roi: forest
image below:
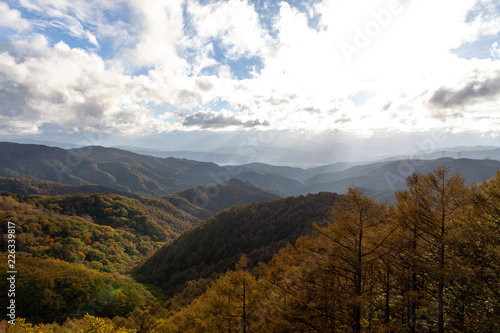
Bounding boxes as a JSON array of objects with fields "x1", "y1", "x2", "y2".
[
  {"x1": 1, "y1": 167, "x2": 500, "y2": 332},
  {"x1": 148, "y1": 167, "x2": 500, "y2": 333}
]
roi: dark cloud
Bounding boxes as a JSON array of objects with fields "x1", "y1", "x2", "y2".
[
  {"x1": 429, "y1": 74, "x2": 500, "y2": 110},
  {"x1": 381, "y1": 101, "x2": 392, "y2": 111},
  {"x1": 0, "y1": 41, "x2": 45, "y2": 62},
  {"x1": 74, "y1": 100, "x2": 104, "y2": 121},
  {"x1": 0, "y1": 81, "x2": 40, "y2": 118},
  {"x1": 196, "y1": 78, "x2": 214, "y2": 91},
  {"x1": 183, "y1": 111, "x2": 270, "y2": 129},
  {"x1": 266, "y1": 94, "x2": 297, "y2": 106},
  {"x1": 335, "y1": 114, "x2": 351, "y2": 124},
  {"x1": 299, "y1": 107, "x2": 321, "y2": 113},
  {"x1": 177, "y1": 89, "x2": 199, "y2": 101}
]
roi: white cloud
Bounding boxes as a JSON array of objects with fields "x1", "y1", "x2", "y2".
[
  {"x1": 492, "y1": 41, "x2": 500, "y2": 58},
  {"x1": 0, "y1": 1, "x2": 30, "y2": 31},
  {"x1": 1, "y1": 0, "x2": 500, "y2": 140},
  {"x1": 125, "y1": 0, "x2": 187, "y2": 69},
  {"x1": 0, "y1": 36, "x2": 161, "y2": 134},
  {"x1": 187, "y1": 0, "x2": 271, "y2": 60}
]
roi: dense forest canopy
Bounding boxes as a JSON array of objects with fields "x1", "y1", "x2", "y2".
[{"x1": 150, "y1": 167, "x2": 500, "y2": 332}]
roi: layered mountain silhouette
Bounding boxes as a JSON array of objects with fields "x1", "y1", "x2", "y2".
[{"x1": 1, "y1": 142, "x2": 500, "y2": 202}]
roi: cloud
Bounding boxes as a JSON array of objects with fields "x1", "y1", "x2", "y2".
[
  {"x1": 1, "y1": 0, "x2": 500, "y2": 140},
  {"x1": 299, "y1": 107, "x2": 322, "y2": 113},
  {"x1": 11, "y1": 0, "x2": 111, "y2": 47},
  {"x1": 187, "y1": 0, "x2": 271, "y2": 60},
  {"x1": 381, "y1": 101, "x2": 392, "y2": 111},
  {"x1": 265, "y1": 94, "x2": 297, "y2": 106},
  {"x1": 183, "y1": 110, "x2": 270, "y2": 129},
  {"x1": 0, "y1": 81, "x2": 39, "y2": 118},
  {"x1": 429, "y1": 73, "x2": 500, "y2": 109},
  {"x1": 491, "y1": 41, "x2": 500, "y2": 58},
  {"x1": 0, "y1": 1, "x2": 30, "y2": 31},
  {"x1": 0, "y1": 36, "x2": 146, "y2": 132},
  {"x1": 335, "y1": 114, "x2": 351, "y2": 124}
]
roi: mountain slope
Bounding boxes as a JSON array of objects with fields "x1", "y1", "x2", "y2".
[
  {"x1": 236, "y1": 163, "x2": 314, "y2": 182},
  {"x1": 0, "y1": 193, "x2": 162, "y2": 273},
  {"x1": 299, "y1": 158, "x2": 500, "y2": 196},
  {"x1": 0, "y1": 177, "x2": 140, "y2": 197},
  {"x1": 0, "y1": 142, "x2": 233, "y2": 196},
  {"x1": 174, "y1": 178, "x2": 281, "y2": 215},
  {"x1": 133, "y1": 192, "x2": 339, "y2": 295},
  {"x1": 0, "y1": 142, "x2": 300, "y2": 197}
]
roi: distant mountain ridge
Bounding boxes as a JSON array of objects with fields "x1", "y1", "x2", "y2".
[
  {"x1": 296, "y1": 158, "x2": 500, "y2": 197},
  {"x1": 0, "y1": 142, "x2": 292, "y2": 197},
  {"x1": 0, "y1": 177, "x2": 140, "y2": 198},
  {"x1": 174, "y1": 178, "x2": 280, "y2": 215},
  {"x1": 1, "y1": 142, "x2": 500, "y2": 202}
]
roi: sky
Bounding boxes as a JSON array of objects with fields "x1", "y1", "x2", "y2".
[{"x1": 0, "y1": 0, "x2": 500, "y2": 162}]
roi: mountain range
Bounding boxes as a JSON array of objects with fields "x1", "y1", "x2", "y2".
[{"x1": 1, "y1": 142, "x2": 500, "y2": 203}]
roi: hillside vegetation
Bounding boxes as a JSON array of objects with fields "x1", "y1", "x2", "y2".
[
  {"x1": 173, "y1": 178, "x2": 280, "y2": 215},
  {"x1": 0, "y1": 177, "x2": 140, "y2": 197},
  {"x1": 134, "y1": 192, "x2": 339, "y2": 296},
  {"x1": 150, "y1": 168, "x2": 500, "y2": 333}
]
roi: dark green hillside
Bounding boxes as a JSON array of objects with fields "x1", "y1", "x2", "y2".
[
  {"x1": 0, "y1": 177, "x2": 140, "y2": 197},
  {"x1": 237, "y1": 163, "x2": 314, "y2": 182},
  {"x1": 0, "y1": 142, "x2": 226, "y2": 196},
  {"x1": 133, "y1": 192, "x2": 339, "y2": 295},
  {"x1": 174, "y1": 178, "x2": 280, "y2": 215},
  {"x1": 232, "y1": 170, "x2": 303, "y2": 196}
]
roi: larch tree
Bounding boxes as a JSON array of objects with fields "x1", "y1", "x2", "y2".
[
  {"x1": 396, "y1": 167, "x2": 469, "y2": 333},
  {"x1": 315, "y1": 187, "x2": 393, "y2": 333}
]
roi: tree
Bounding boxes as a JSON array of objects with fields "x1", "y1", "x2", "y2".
[
  {"x1": 157, "y1": 256, "x2": 267, "y2": 332},
  {"x1": 452, "y1": 171, "x2": 500, "y2": 331},
  {"x1": 395, "y1": 167, "x2": 469, "y2": 333},
  {"x1": 316, "y1": 187, "x2": 393, "y2": 332},
  {"x1": 261, "y1": 188, "x2": 395, "y2": 332},
  {"x1": 394, "y1": 173, "x2": 431, "y2": 332}
]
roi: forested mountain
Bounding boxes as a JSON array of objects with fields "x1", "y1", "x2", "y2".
[
  {"x1": 2, "y1": 142, "x2": 500, "y2": 200},
  {"x1": 0, "y1": 257, "x2": 156, "y2": 324},
  {"x1": 150, "y1": 168, "x2": 500, "y2": 333},
  {"x1": 0, "y1": 142, "x2": 224, "y2": 196},
  {"x1": 133, "y1": 192, "x2": 339, "y2": 296},
  {"x1": 0, "y1": 177, "x2": 140, "y2": 197},
  {"x1": 2, "y1": 168, "x2": 500, "y2": 332},
  {"x1": 0, "y1": 142, "x2": 301, "y2": 197},
  {"x1": 296, "y1": 157, "x2": 500, "y2": 197},
  {"x1": 2, "y1": 142, "x2": 500, "y2": 332},
  {"x1": 0, "y1": 193, "x2": 159, "y2": 325},
  {"x1": 173, "y1": 178, "x2": 280, "y2": 215}
]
